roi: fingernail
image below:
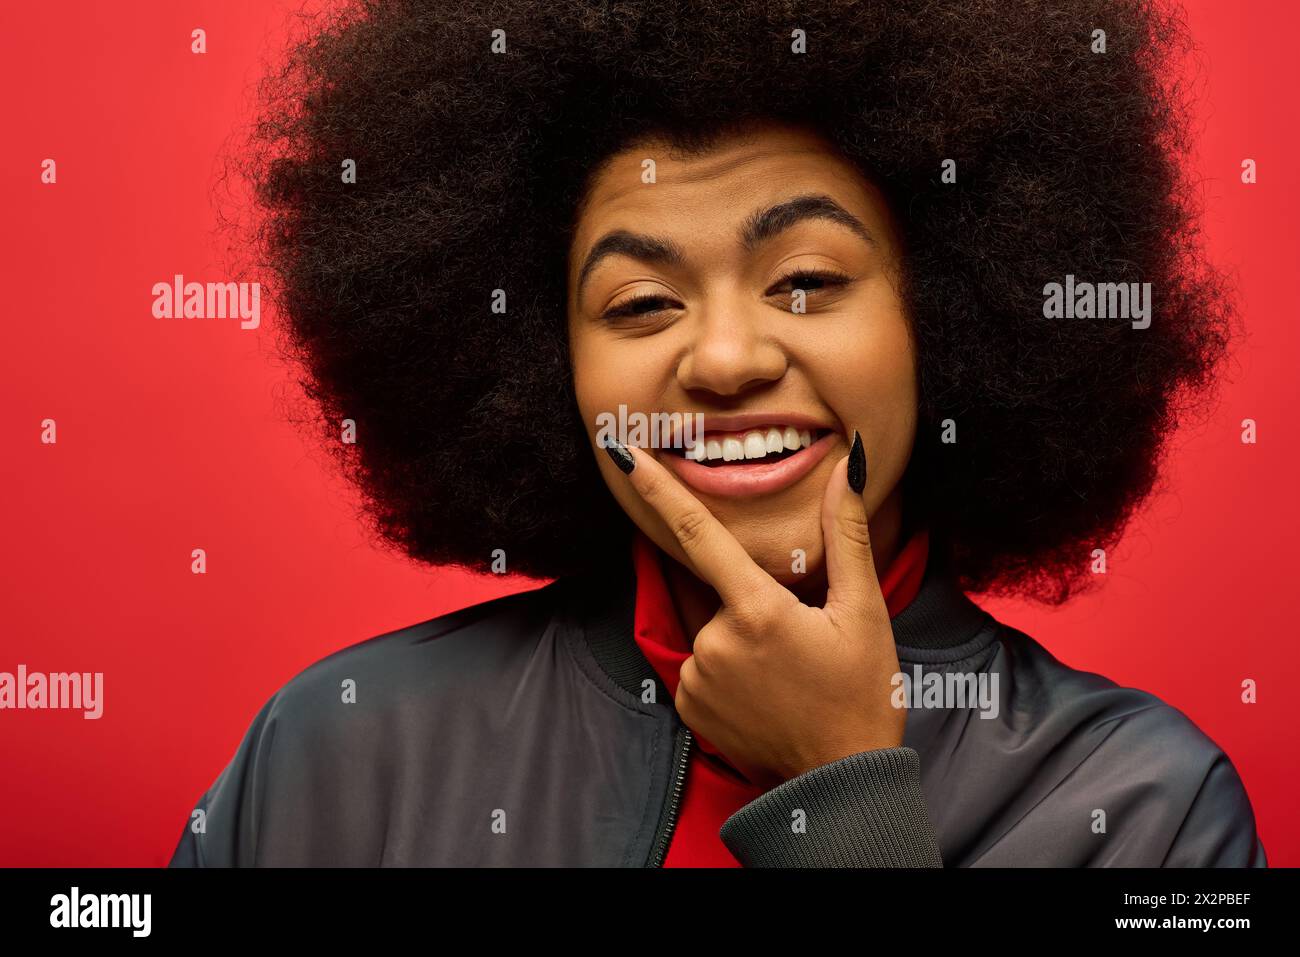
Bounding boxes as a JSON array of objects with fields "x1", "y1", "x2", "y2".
[
  {"x1": 847, "y1": 429, "x2": 867, "y2": 493},
  {"x1": 603, "y1": 436, "x2": 636, "y2": 475}
]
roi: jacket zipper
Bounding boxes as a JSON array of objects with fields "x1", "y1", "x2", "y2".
[{"x1": 647, "y1": 723, "x2": 692, "y2": 867}]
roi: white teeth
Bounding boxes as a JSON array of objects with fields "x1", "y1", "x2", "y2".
[{"x1": 684, "y1": 426, "x2": 822, "y2": 463}]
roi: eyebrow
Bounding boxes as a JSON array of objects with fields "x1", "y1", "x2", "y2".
[{"x1": 575, "y1": 193, "x2": 875, "y2": 305}]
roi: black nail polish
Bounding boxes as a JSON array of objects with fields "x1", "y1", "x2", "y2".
[
  {"x1": 603, "y1": 436, "x2": 635, "y2": 474},
  {"x1": 847, "y1": 429, "x2": 867, "y2": 493}
]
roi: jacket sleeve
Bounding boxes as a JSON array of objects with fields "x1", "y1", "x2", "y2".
[
  {"x1": 718, "y1": 746, "x2": 943, "y2": 867},
  {"x1": 1160, "y1": 751, "x2": 1267, "y2": 867},
  {"x1": 167, "y1": 692, "x2": 282, "y2": 868}
]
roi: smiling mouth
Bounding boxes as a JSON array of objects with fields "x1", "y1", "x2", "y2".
[
  {"x1": 659, "y1": 423, "x2": 839, "y2": 497},
  {"x1": 664, "y1": 426, "x2": 834, "y2": 467}
]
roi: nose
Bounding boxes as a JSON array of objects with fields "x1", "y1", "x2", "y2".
[{"x1": 675, "y1": 295, "x2": 788, "y2": 397}]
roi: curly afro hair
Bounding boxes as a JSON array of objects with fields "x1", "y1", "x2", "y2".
[{"x1": 246, "y1": 0, "x2": 1233, "y2": 602}]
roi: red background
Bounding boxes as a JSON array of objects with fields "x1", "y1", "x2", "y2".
[{"x1": 1, "y1": 0, "x2": 1296, "y2": 866}]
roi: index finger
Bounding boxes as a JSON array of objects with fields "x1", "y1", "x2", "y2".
[{"x1": 603, "y1": 437, "x2": 777, "y2": 608}]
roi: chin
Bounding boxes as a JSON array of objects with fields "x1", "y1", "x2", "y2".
[{"x1": 731, "y1": 534, "x2": 826, "y2": 587}]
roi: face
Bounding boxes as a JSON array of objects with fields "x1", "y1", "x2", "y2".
[{"x1": 566, "y1": 120, "x2": 917, "y2": 598}]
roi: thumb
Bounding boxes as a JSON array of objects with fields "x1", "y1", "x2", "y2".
[{"x1": 821, "y1": 430, "x2": 886, "y2": 624}]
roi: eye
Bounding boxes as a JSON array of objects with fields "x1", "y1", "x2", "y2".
[
  {"x1": 766, "y1": 268, "x2": 852, "y2": 298},
  {"x1": 601, "y1": 293, "x2": 681, "y2": 322}
]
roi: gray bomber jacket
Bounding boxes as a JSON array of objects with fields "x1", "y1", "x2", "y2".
[{"x1": 168, "y1": 554, "x2": 1267, "y2": 867}]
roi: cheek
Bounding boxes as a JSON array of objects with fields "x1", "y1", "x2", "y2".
[
  {"x1": 812, "y1": 308, "x2": 915, "y2": 415},
  {"x1": 571, "y1": 332, "x2": 633, "y2": 450},
  {"x1": 570, "y1": 321, "x2": 690, "y2": 439},
  {"x1": 860, "y1": 331, "x2": 918, "y2": 493},
  {"x1": 567, "y1": 325, "x2": 669, "y2": 523},
  {"x1": 567, "y1": 325, "x2": 603, "y2": 425},
  {"x1": 805, "y1": 303, "x2": 918, "y2": 481}
]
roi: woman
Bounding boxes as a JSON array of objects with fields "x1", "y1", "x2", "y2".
[{"x1": 169, "y1": 0, "x2": 1265, "y2": 866}]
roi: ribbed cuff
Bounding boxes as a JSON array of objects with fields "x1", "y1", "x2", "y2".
[{"x1": 719, "y1": 746, "x2": 943, "y2": 867}]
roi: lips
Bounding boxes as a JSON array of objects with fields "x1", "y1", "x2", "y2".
[{"x1": 660, "y1": 414, "x2": 839, "y2": 497}]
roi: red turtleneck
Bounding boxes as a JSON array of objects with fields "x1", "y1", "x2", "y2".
[{"x1": 630, "y1": 527, "x2": 930, "y2": 867}]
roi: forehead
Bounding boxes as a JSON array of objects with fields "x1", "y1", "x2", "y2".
[{"x1": 569, "y1": 123, "x2": 891, "y2": 257}]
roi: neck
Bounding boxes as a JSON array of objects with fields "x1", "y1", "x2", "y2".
[{"x1": 661, "y1": 485, "x2": 906, "y2": 650}]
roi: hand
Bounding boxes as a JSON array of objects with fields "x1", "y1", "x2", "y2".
[{"x1": 606, "y1": 433, "x2": 906, "y2": 791}]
